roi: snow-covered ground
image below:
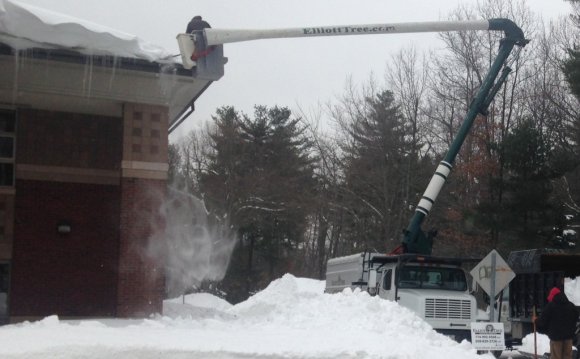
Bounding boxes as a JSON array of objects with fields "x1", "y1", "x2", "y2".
[
  {"x1": 0, "y1": 275, "x2": 577, "y2": 358},
  {"x1": 0, "y1": 274, "x2": 491, "y2": 359}
]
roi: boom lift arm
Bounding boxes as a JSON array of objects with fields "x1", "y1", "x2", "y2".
[{"x1": 177, "y1": 18, "x2": 528, "y2": 255}]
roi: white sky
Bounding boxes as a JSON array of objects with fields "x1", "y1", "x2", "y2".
[
  {"x1": 4, "y1": 274, "x2": 578, "y2": 358},
  {"x1": 10, "y1": 0, "x2": 574, "y2": 140}
]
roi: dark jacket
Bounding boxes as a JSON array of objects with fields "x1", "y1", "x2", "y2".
[
  {"x1": 186, "y1": 17, "x2": 211, "y2": 33},
  {"x1": 536, "y1": 292, "x2": 579, "y2": 341}
]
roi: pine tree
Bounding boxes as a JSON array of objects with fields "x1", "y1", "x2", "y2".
[
  {"x1": 201, "y1": 105, "x2": 316, "y2": 302},
  {"x1": 563, "y1": 0, "x2": 580, "y2": 99},
  {"x1": 500, "y1": 120, "x2": 551, "y2": 232},
  {"x1": 341, "y1": 90, "x2": 417, "y2": 252}
]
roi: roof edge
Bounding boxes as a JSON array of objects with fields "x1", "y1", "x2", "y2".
[{"x1": 0, "y1": 43, "x2": 192, "y2": 76}]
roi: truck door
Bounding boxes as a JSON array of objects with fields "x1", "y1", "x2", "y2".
[{"x1": 378, "y1": 267, "x2": 396, "y2": 301}]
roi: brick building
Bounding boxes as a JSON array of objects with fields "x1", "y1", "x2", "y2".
[{"x1": 0, "y1": 25, "x2": 212, "y2": 322}]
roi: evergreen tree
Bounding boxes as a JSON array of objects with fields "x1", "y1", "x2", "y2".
[
  {"x1": 341, "y1": 90, "x2": 417, "y2": 252},
  {"x1": 564, "y1": 49, "x2": 580, "y2": 99},
  {"x1": 564, "y1": 0, "x2": 580, "y2": 98},
  {"x1": 168, "y1": 143, "x2": 182, "y2": 185},
  {"x1": 201, "y1": 106, "x2": 246, "y2": 222},
  {"x1": 201, "y1": 105, "x2": 316, "y2": 302},
  {"x1": 501, "y1": 120, "x2": 551, "y2": 232}
]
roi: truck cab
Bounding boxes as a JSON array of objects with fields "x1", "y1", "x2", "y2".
[{"x1": 325, "y1": 252, "x2": 478, "y2": 342}]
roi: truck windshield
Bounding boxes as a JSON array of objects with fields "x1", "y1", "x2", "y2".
[{"x1": 398, "y1": 266, "x2": 467, "y2": 291}]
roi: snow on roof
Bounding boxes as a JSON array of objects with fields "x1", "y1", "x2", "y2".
[{"x1": 0, "y1": 0, "x2": 174, "y2": 62}]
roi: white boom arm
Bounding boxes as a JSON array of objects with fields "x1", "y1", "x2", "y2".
[{"x1": 203, "y1": 20, "x2": 490, "y2": 46}]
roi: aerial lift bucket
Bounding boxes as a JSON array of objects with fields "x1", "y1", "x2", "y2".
[{"x1": 176, "y1": 33, "x2": 196, "y2": 70}]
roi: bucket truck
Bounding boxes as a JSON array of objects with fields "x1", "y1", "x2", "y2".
[{"x1": 177, "y1": 17, "x2": 528, "y2": 346}]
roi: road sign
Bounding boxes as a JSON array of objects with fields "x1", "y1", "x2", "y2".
[
  {"x1": 470, "y1": 249, "x2": 515, "y2": 297},
  {"x1": 471, "y1": 322, "x2": 505, "y2": 351}
]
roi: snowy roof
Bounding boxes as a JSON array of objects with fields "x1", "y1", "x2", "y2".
[
  {"x1": 0, "y1": 0, "x2": 210, "y2": 127},
  {"x1": 0, "y1": 0, "x2": 174, "y2": 62}
]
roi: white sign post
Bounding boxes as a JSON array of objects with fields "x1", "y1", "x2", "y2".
[
  {"x1": 471, "y1": 322, "x2": 506, "y2": 351},
  {"x1": 470, "y1": 250, "x2": 515, "y2": 312},
  {"x1": 470, "y1": 249, "x2": 515, "y2": 297}
]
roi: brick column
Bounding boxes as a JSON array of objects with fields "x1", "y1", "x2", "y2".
[{"x1": 117, "y1": 104, "x2": 168, "y2": 317}]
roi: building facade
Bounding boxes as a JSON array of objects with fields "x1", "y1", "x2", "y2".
[{"x1": 0, "y1": 44, "x2": 210, "y2": 322}]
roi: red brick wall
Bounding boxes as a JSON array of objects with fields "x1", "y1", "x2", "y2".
[
  {"x1": 10, "y1": 108, "x2": 123, "y2": 318},
  {"x1": 17, "y1": 109, "x2": 122, "y2": 169},
  {"x1": 10, "y1": 180, "x2": 120, "y2": 317},
  {"x1": 117, "y1": 177, "x2": 165, "y2": 317},
  {"x1": 11, "y1": 107, "x2": 167, "y2": 320}
]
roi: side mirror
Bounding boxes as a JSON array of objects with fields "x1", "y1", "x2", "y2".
[{"x1": 471, "y1": 279, "x2": 478, "y2": 294}]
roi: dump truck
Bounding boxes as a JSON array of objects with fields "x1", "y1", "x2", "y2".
[
  {"x1": 325, "y1": 251, "x2": 480, "y2": 342},
  {"x1": 505, "y1": 249, "x2": 580, "y2": 353}
]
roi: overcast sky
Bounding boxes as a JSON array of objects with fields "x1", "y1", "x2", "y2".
[{"x1": 14, "y1": 0, "x2": 574, "y2": 139}]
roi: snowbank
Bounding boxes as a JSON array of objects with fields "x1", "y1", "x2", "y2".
[
  {"x1": 565, "y1": 277, "x2": 580, "y2": 305},
  {"x1": 166, "y1": 292, "x2": 232, "y2": 312},
  {"x1": 163, "y1": 292, "x2": 234, "y2": 320},
  {"x1": 0, "y1": 0, "x2": 174, "y2": 61},
  {"x1": 0, "y1": 274, "x2": 494, "y2": 358},
  {"x1": 519, "y1": 333, "x2": 551, "y2": 356}
]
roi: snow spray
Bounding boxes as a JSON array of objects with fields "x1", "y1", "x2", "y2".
[{"x1": 148, "y1": 183, "x2": 237, "y2": 298}]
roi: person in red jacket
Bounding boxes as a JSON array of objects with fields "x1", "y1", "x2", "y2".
[{"x1": 536, "y1": 287, "x2": 579, "y2": 359}]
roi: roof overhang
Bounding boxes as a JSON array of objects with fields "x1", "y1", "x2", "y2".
[{"x1": 0, "y1": 44, "x2": 211, "y2": 127}]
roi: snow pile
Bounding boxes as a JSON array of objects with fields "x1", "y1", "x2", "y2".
[
  {"x1": 0, "y1": 0, "x2": 174, "y2": 61},
  {"x1": 163, "y1": 292, "x2": 233, "y2": 320},
  {"x1": 565, "y1": 277, "x2": 580, "y2": 305},
  {"x1": 166, "y1": 292, "x2": 232, "y2": 311},
  {"x1": 0, "y1": 274, "x2": 494, "y2": 358},
  {"x1": 227, "y1": 274, "x2": 483, "y2": 358},
  {"x1": 519, "y1": 333, "x2": 551, "y2": 356}
]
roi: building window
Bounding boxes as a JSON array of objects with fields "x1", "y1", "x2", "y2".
[{"x1": 0, "y1": 110, "x2": 15, "y2": 187}]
